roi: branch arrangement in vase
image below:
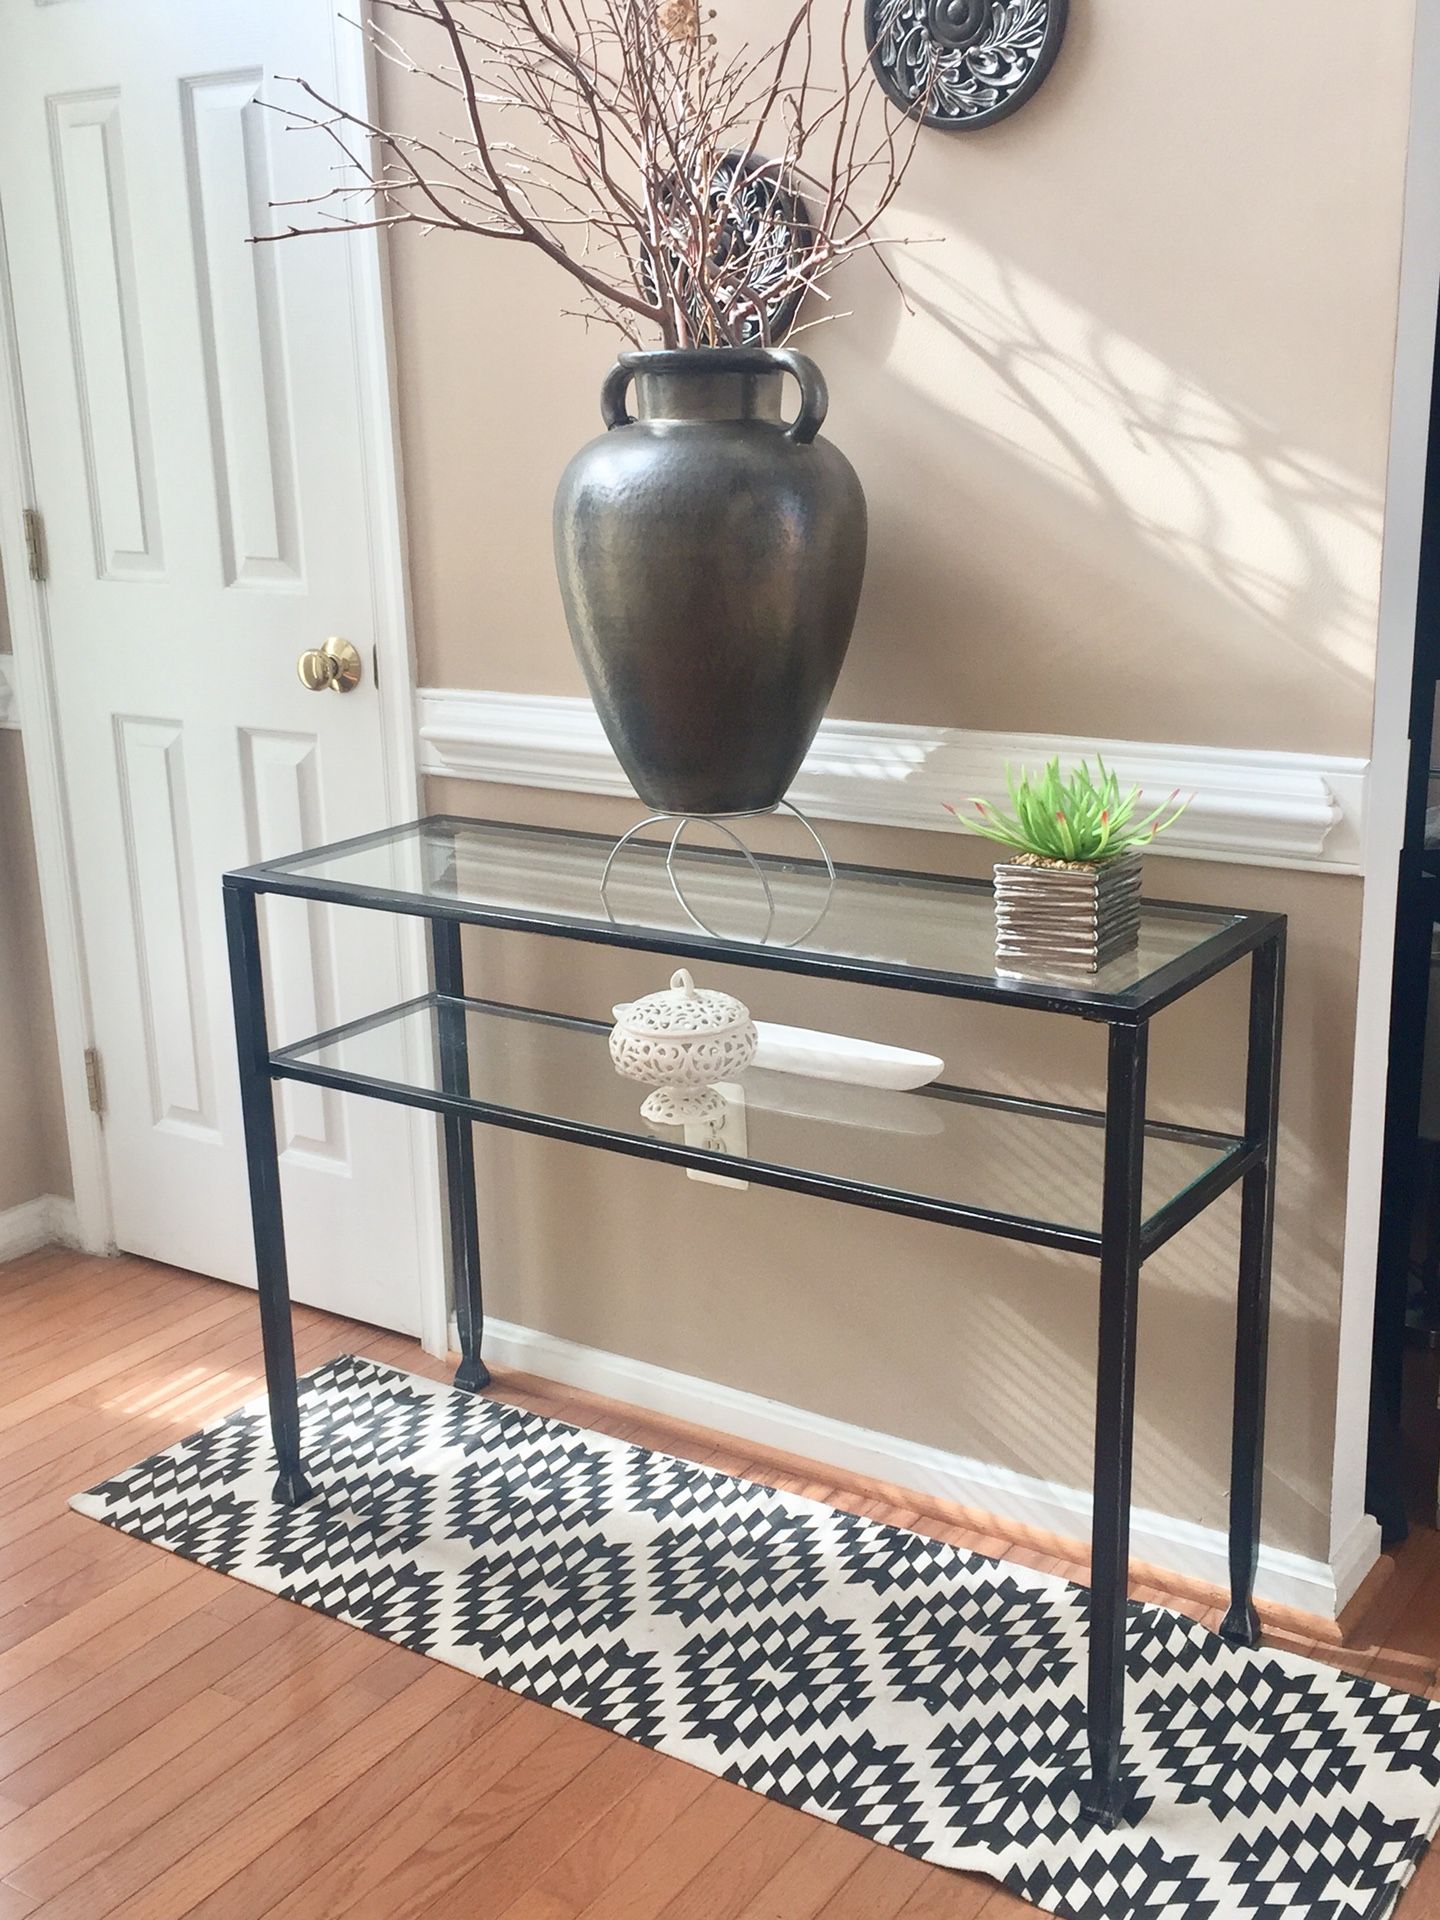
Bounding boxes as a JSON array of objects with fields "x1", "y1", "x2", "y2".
[
  {"x1": 257, "y1": 0, "x2": 927, "y2": 349},
  {"x1": 949, "y1": 758, "x2": 1191, "y2": 868},
  {"x1": 258, "y1": 1, "x2": 932, "y2": 834}
]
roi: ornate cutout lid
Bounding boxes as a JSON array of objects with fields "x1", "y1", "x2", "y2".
[{"x1": 612, "y1": 969, "x2": 752, "y2": 1038}]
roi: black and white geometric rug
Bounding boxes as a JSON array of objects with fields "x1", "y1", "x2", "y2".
[{"x1": 72, "y1": 1356, "x2": 1440, "y2": 1920}]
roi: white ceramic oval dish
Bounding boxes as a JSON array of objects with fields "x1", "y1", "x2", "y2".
[{"x1": 749, "y1": 1022, "x2": 943, "y2": 1090}]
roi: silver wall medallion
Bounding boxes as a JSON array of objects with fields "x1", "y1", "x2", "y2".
[{"x1": 865, "y1": 0, "x2": 1068, "y2": 131}]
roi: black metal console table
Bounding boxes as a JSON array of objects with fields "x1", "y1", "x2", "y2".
[{"x1": 222, "y1": 815, "x2": 1285, "y2": 1832}]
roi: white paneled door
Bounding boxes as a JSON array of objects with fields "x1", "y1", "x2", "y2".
[{"x1": 0, "y1": 1, "x2": 432, "y2": 1332}]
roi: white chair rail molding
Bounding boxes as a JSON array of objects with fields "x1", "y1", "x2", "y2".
[{"x1": 416, "y1": 687, "x2": 1370, "y2": 874}]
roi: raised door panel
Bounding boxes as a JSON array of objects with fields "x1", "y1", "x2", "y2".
[
  {"x1": 240, "y1": 726, "x2": 347, "y2": 1166},
  {"x1": 113, "y1": 715, "x2": 217, "y2": 1138},
  {"x1": 47, "y1": 90, "x2": 163, "y2": 578},
  {"x1": 182, "y1": 72, "x2": 303, "y2": 591}
]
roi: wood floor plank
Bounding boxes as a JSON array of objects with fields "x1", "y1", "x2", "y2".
[
  {"x1": 493, "y1": 1743, "x2": 714, "y2": 1920},
  {"x1": 565, "y1": 1778, "x2": 764, "y2": 1920},
  {"x1": 0, "y1": 1558, "x2": 202, "y2": 1719},
  {"x1": 0, "y1": 1257, "x2": 100, "y2": 1313},
  {"x1": 893, "y1": 1866, "x2": 996, "y2": 1917},
  {"x1": 729, "y1": 1823, "x2": 880, "y2": 1920},
  {"x1": 413, "y1": 1732, "x2": 661, "y2": 1920},
  {"x1": 0, "y1": 1542, "x2": 153, "y2": 1628},
  {"x1": 0, "y1": 1587, "x2": 351, "y2": 1803},
  {"x1": 0, "y1": 1605, "x2": 244, "y2": 1799},
  {"x1": 0, "y1": 1515, "x2": 147, "y2": 1590},
  {"x1": 181, "y1": 1674, "x2": 516, "y2": 1920},
  {"x1": 0, "y1": 1613, "x2": 66, "y2": 1663},
  {"x1": 262, "y1": 1692, "x2": 559, "y2": 1920},
  {"x1": 0, "y1": 1689, "x2": 238, "y2": 1875},
  {"x1": 10, "y1": 1631, "x2": 394, "y2": 1908},
  {"x1": 94, "y1": 1664, "x2": 472, "y2": 1920},
  {"x1": 0, "y1": 1268, "x2": 200, "y2": 1363},
  {"x1": 0, "y1": 1516, "x2": 103, "y2": 1581},
  {"x1": 206, "y1": 1606, "x2": 355, "y2": 1706},
  {"x1": 2, "y1": 1255, "x2": 245, "y2": 1357},
  {"x1": 1, "y1": 1603, "x2": 380, "y2": 1835},
  {"x1": 653, "y1": 1797, "x2": 813, "y2": 1920},
  {"x1": 0, "y1": 1296, "x2": 253, "y2": 1424},
  {"x1": 0, "y1": 1311, "x2": 367, "y2": 1521},
  {"x1": 340, "y1": 1713, "x2": 619, "y2": 1920},
  {"x1": 0, "y1": 1552, "x2": 91, "y2": 1619},
  {"x1": 810, "y1": 1843, "x2": 933, "y2": 1918}
]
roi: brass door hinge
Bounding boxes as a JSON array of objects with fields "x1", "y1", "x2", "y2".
[
  {"x1": 84, "y1": 1045, "x2": 105, "y2": 1117},
  {"x1": 22, "y1": 507, "x2": 46, "y2": 583}
]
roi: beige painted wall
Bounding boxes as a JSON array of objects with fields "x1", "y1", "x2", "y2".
[
  {"x1": 385, "y1": 0, "x2": 1412, "y2": 756},
  {"x1": 377, "y1": 0, "x2": 1416, "y2": 1563}
]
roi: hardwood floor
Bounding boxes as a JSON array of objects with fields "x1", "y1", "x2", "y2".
[{"x1": 3, "y1": 1249, "x2": 1440, "y2": 1919}]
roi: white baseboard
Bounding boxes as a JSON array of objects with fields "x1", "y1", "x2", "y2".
[
  {"x1": 477, "y1": 1315, "x2": 1369, "y2": 1621},
  {"x1": 418, "y1": 687, "x2": 1370, "y2": 874},
  {"x1": 0, "y1": 1193, "x2": 78, "y2": 1262},
  {"x1": 1329, "y1": 1511, "x2": 1385, "y2": 1617}
]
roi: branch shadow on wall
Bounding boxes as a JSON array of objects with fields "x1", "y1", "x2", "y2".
[{"x1": 820, "y1": 240, "x2": 1379, "y2": 750}]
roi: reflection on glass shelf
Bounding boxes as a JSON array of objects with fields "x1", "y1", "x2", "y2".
[
  {"x1": 251, "y1": 816, "x2": 1246, "y2": 1002},
  {"x1": 272, "y1": 994, "x2": 1246, "y2": 1244}
]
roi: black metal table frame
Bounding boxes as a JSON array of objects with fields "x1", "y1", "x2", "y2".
[{"x1": 222, "y1": 817, "x2": 1286, "y2": 1834}]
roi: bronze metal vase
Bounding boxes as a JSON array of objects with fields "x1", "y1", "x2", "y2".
[{"x1": 553, "y1": 347, "x2": 868, "y2": 817}]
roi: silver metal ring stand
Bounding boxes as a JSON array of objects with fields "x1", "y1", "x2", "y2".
[{"x1": 599, "y1": 800, "x2": 837, "y2": 946}]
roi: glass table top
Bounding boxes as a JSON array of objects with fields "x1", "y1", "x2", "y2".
[
  {"x1": 272, "y1": 994, "x2": 1248, "y2": 1249},
  {"x1": 236, "y1": 815, "x2": 1272, "y2": 1012}
]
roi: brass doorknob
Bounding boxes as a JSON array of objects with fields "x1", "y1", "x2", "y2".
[{"x1": 297, "y1": 637, "x2": 362, "y2": 693}]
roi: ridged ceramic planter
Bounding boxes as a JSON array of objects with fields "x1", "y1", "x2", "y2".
[
  {"x1": 993, "y1": 851, "x2": 1143, "y2": 977},
  {"x1": 553, "y1": 347, "x2": 867, "y2": 817}
]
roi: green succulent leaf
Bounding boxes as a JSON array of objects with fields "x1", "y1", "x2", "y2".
[{"x1": 951, "y1": 757, "x2": 1190, "y2": 863}]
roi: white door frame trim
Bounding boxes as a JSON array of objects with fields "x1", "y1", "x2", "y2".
[
  {"x1": 1327, "y1": 0, "x2": 1440, "y2": 1588},
  {"x1": 333, "y1": 17, "x2": 446, "y2": 1354},
  {"x1": 0, "y1": 9, "x2": 447, "y2": 1351}
]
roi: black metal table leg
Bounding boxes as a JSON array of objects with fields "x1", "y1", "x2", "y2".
[
  {"x1": 431, "y1": 918, "x2": 490, "y2": 1394},
  {"x1": 223, "y1": 882, "x2": 313, "y2": 1508},
  {"x1": 1220, "y1": 929, "x2": 1286, "y2": 1648},
  {"x1": 1081, "y1": 1019, "x2": 1148, "y2": 1829}
]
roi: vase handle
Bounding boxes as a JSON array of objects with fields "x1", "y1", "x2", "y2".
[
  {"x1": 602, "y1": 351, "x2": 827, "y2": 439},
  {"x1": 600, "y1": 362, "x2": 634, "y2": 430},
  {"x1": 773, "y1": 350, "x2": 828, "y2": 444}
]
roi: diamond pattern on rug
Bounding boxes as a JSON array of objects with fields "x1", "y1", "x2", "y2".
[
  {"x1": 878, "y1": 1578, "x2": 1075, "y2": 1713},
  {"x1": 651, "y1": 1510, "x2": 826, "y2": 1624},
  {"x1": 70, "y1": 1356, "x2": 1440, "y2": 1920},
  {"x1": 676, "y1": 1609, "x2": 872, "y2": 1748},
  {"x1": 1137, "y1": 1665, "x2": 1366, "y2": 1820}
]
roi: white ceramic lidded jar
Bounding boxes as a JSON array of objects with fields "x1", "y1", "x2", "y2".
[{"x1": 610, "y1": 969, "x2": 758, "y2": 1124}]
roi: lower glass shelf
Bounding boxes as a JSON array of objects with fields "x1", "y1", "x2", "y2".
[{"x1": 270, "y1": 994, "x2": 1255, "y2": 1255}]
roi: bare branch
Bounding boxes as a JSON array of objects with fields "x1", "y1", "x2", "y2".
[{"x1": 258, "y1": 0, "x2": 927, "y2": 349}]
